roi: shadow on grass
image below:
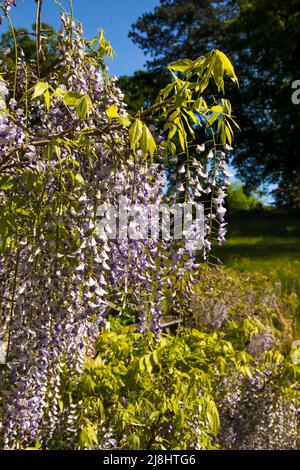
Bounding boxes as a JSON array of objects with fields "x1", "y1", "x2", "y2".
[
  {"x1": 226, "y1": 209, "x2": 300, "y2": 239},
  {"x1": 215, "y1": 241, "x2": 300, "y2": 261}
]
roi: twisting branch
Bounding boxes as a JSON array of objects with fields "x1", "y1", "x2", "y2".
[
  {"x1": 35, "y1": 0, "x2": 43, "y2": 78},
  {"x1": 139, "y1": 100, "x2": 169, "y2": 118},
  {"x1": 69, "y1": 0, "x2": 74, "y2": 20},
  {"x1": 0, "y1": 122, "x2": 123, "y2": 173},
  {"x1": 5, "y1": 14, "x2": 18, "y2": 99}
]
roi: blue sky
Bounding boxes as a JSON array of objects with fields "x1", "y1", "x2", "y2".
[{"x1": 2, "y1": 0, "x2": 160, "y2": 76}]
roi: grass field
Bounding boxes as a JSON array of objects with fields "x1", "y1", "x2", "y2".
[{"x1": 214, "y1": 209, "x2": 300, "y2": 324}]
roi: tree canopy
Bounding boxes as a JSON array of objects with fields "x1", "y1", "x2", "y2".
[{"x1": 127, "y1": 0, "x2": 300, "y2": 206}]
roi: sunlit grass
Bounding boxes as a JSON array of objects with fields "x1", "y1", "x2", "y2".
[{"x1": 213, "y1": 210, "x2": 300, "y2": 326}]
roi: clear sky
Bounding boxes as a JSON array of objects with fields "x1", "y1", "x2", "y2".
[{"x1": 1, "y1": 0, "x2": 160, "y2": 76}]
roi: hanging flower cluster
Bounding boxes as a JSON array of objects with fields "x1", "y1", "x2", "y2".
[
  {"x1": 0, "y1": 3, "x2": 239, "y2": 448},
  {"x1": 0, "y1": 1, "x2": 16, "y2": 26},
  {"x1": 169, "y1": 144, "x2": 231, "y2": 259},
  {"x1": 217, "y1": 366, "x2": 299, "y2": 449}
]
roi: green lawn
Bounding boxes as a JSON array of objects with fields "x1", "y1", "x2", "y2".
[{"x1": 214, "y1": 209, "x2": 300, "y2": 321}]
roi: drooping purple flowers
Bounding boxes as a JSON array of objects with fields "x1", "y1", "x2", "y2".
[{"x1": 0, "y1": 1, "x2": 17, "y2": 25}]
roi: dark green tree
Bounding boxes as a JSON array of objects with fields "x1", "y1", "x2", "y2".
[
  {"x1": 129, "y1": 0, "x2": 229, "y2": 69},
  {"x1": 118, "y1": 70, "x2": 169, "y2": 115},
  {"x1": 126, "y1": 0, "x2": 300, "y2": 206},
  {"x1": 224, "y1": 0, "x2": 300, "y2": 207},
  {"x1": 0, "y1": 23, "x2": 57, "y2": 86}
]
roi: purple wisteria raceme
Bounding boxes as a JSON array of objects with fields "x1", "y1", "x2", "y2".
[{"x1": 0, "y1": 1, "x2": 17, "y2": 25}]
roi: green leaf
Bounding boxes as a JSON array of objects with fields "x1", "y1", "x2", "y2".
[
  {"x1": 140, "y1": 124, "x2": 157, "y2": 159},
  {"x1": 168, "y1": 59, "x2": 194, "y2": 72},
  {"x1": 88, "y1": 37, "x2": 97, "y2": 47},
  {"x1": 81, "y1": 374, "x2": 97, "y2": 392},
  {"x1": 159, "y1": 82, "x2": 176, "y2": 99},
  {"x1": 151, "y1": 350, "x2": 160, "y2": 367},
  {"x1": 147, "y1": 128, "x2": 157, "y2": 159},
  {"x1": 144, "y1": 354, "x2": 153, "y2": 374},
  {"x1": 15, "y1": 208, "x2": 30, "y2": 216},
  {"x1": 206, "y1": 106, "x2": 222, "y2": 127},
  {"x1": 76, "y1": 97, "x2": 88, "y2": 120},
  {"x1": 210, "y1": 105, "x2": 223, "y2": 113},
  {"x1": 53, "y1": 145, "x2": 61, "y2": 159},
  {"x1": 139, "y1": 356, "x2": 145, "y2": 373},
  {"x1": 95, "y1": 398, "x2": 105, "y2": 419},
  {"x1": 44, "y1": 90, "x2": 51, "y2": 111},
  {"x1": 140, "y1": 125, "x2": 148, "y2": 156},
  {"x1": 106, "y1": 104, "x2": 119, "y2": 118},
  {"x1": 167, "y1": 141, "x2": 177, "y2": 155},
  {"x1": 76, "y1": 95, "x2": 94, "y2": 120},
  {"x1": 228, "y1": 115, "x2": 241, "y2": 131},
  {"x1": 58, "y1": 398, "x2": 64, "y2": 413},
  {"x1": 163, "y1": 122, "x2": 177, "y2": 140},
  {"x1": 225, "y1": 123, "x2": 233, "y2": 145},
  {"x1": 98, "y1": 29, "x2": 114, "y2": 57},
  {"x1": 63, "y1": 91, "x2": 83, "y2": 107},
  {"x1": 184, "y1": 109, "x2": 199, "y2": 125},
  {"x1": 168, "y1": 109, "x2": 180, "y2": 122},
  {"x1": 215, "y1": 50, "x2": 239, "y2": 85},
  {"x1": 181, "y1": 112, "x2": 195, "y2": 138},
  {"x1": 127, "y1": 434, "x2": 141, "y2": 450},
  {"x1": 75, "y1": 173, "x2": 84, "y2": 185},
  {"x1": 78, "y1": 423, "x2": 98, "y2": 449},
  {"x1": 32, "y1": 82, "x2": 49, "y2": 100},
  {"x1": 26, "y1": 440, "x2": 42, "y2": 451},
  {"x1": 240, "y1": 365, "x2": 252, "y2": 378},
  {"x1": 220, "y1": 98, "x2": 232, "y2": 115},
  {"x1": 118, "y1": 116, "x2": 131, "y2": 127},
  {"x1": 174, "y1": 87, "x2": 189, "y2": 107},
  {"x1": 129, "y1": 119, "x2": 143, "y2": 150},
  {"x1": 0, "y1": 175, "x2": 14, "y2": 191},
  {"x1": 53, "y1": 87, "x2": 65, "y2": 99},
  {"x1": 160, "y1": 140, "x2": 176, "y2": 155},
  {"x1": 195, "y1": 97, "x2": 208, "y2": 111},
  {"x1": 213, "y1": 56, "x2": 225, "y2": 93},
  {"x1": 198, "y1": 53, "x2": 216, "y2": 93},
  {"x1": 178, "y1": 129, "x2": 186, "y2": 151},
  {"x1": 174, "y1": 118, "x2": 187, "y2": 151}
]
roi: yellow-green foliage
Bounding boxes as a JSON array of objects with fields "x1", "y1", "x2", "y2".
[
  {"x1": 227, "y1": 183, "x2": 262, "y2": 211},
  {"x1": 52, "y1": 327, "x2": 300, "y2": 450}
]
